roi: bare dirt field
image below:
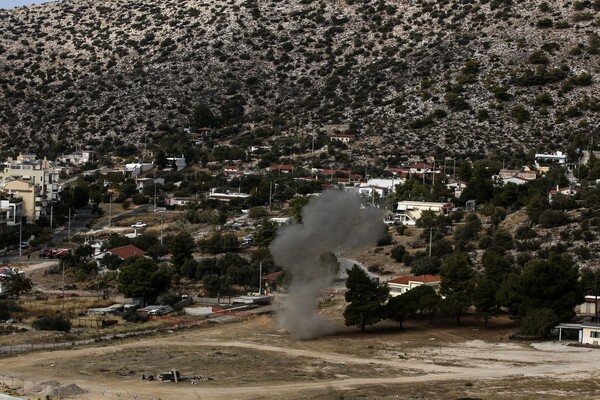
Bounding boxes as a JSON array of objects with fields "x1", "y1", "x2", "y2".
[{"x1": 2, "y1": 303, "x2": 600, "y2": 400}]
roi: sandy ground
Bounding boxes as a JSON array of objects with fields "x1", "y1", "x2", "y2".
[{"x1": 2, "y1": 313, "x2": 600, "y2": 400}]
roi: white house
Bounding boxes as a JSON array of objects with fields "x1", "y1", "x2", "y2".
[
  {"x1": 330, "y1": 134, "x2": 355, "y2": 143},
  {"x1": 396, "y1": 201, "x2": 453, "y2": 226},
  {"x1": 124, "y1": 163, "x2": 154, "y2": 178},
  {"x1": 535, "y1": 151, "x2": 567, "y2": 172},
  {"x1": 387, "y1": 275, "x2": 441, "y2": 297},
  {"x1": 208, "y1": 189, "x2": 251, "y2": 202},
  {"x1": 548, "y1": 186, "x2": 578, "y2": 204},
  {"x1": 357, "y1": 185, "x2": 388, "y2": 198}
]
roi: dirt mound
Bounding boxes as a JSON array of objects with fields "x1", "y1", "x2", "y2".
[
  {"x1": 24, "y1": 380, "x2": 86, "y2": 398},
  {"x1": 247, "y1": 314, "x2": 276, "y2": 330}
]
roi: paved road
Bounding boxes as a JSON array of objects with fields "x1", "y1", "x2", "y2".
[{"x1": 0, "y1": 203, "x2": 95, "y2": 264}]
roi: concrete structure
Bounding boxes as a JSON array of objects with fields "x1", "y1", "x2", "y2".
[
  {"x1": 396, "y1": 201, "x2": 453, "y2": 226},
  {"x1": 387, "y1": 275, "x2": 441, "y2": 297}
]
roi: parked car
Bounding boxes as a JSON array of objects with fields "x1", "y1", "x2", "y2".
[
  {"x1": 131, "y1": 221, "x2": 148, "y2": 228},
  {"x1": 20, "y1": 241, "x2": 30, "y2": 249},
  {"x1": 53, "y1": 249, "x2": 71, "y2": 258},
  {"x1": 39, "y1": 248, "x2": 54, "y2": 258},
  {"x1": 147, "y1": 305, "x2": 174, "y2": 316}
]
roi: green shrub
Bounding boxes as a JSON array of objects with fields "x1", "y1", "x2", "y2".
[
  {"x1": 536, "y1": 18, "x2": 553, "y2": 28},
  {"x1": 511, "y1": 105, "x2": 530, "y2": 124},
  {"x1": 32, "y1": 315, "x2": 71, "y2": 332},
  {"x1": 390, "y1": 244, "x2": 406, "y2": 262}
]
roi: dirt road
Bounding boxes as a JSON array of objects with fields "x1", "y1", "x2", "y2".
[{"x1": 2, "y1": 321, "x2": 599, "y2": 400}]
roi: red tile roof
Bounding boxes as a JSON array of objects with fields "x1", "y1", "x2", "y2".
[
  {"x1": 108, "y1": 245, "x2": 146, "y2": 260},
  {"x1": 262, "y1": 271, "x2": 283, "y2": 280},
  {"x1": 388, "y1": 274, "x2": 440, "y2": 285}
]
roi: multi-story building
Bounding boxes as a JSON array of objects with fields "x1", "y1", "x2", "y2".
[{"x1": 0, "y1": 154, "x2": 61, "y2": 201}]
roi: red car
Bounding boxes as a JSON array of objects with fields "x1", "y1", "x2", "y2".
[
  {"x1": 39, "y1": 248, "x2": 54, "y2": 258},
  {"x1": 53, "y1": 249, "x2": 71, "y2": 258}
]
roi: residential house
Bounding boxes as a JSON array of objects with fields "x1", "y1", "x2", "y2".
[
  {"x1": 330, "y1": 134, "x2": 356, "y2": 143},
  {"x1": 224, "y1": 165, "x2": 243, "y2": 177},
  {"x1": 165, "y1": 196, "x2": 195, "y2": 207},
  {"x1": 364, "y1": 178, "x2": 404, "y2": 191},
  {"x1": 499, "y1": 167, "x2": 537, "y2": 181},
  {"x1": 548, "y1": 186, "x2": 578, "y2": 204},
  {"x1": 0, "y1": 199, "x2": 22, "y2": 227},
  {"x1": 356, "y1": 185, "x2": 388, "y2": 198},
  {"x1": 261, "y1": 271, "x2": 283, "y2": 294},
  {"x1": 576, "y1": 295, "x2": 600, "y2": 317},
  {"x1": 337, "y1": 174, "x2": 364, "y2": 186},
  {"x1": 208, "y1": 189, "x2": 251, "y2": 203},
  {"x1": 124, "y1": 163, "x2": 154, "y2": 178},
  {"x1": 445, "y1": 179, "x2": 467, "y2": 198},
  {"x1": 270, "y1": 164, "x2": 295, "y2": 174},
  {"x1": 387, "y1": 275, "x2": 441, "y2": 297},
  {"x1": 396, "y1": 201, "x2": 453, "y2": 226},
  {"x1": 107, "y1": 245, "x2": 146, "y2": 260},
  {"x1": 535, "y1": 151, "x2": 567, "y2": 172},
  {"x1": 165, "y1": 156, "x2": 187, "y2": 172},
  {"x1": 57, "y1": 149, "x2": 95, "y2": 166},
  {"x1": 555, "y1": 322, "x2": 600, "y2": 345}
]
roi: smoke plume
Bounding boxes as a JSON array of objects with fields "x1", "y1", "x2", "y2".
[{"x1": 269, "y1": 190, "x2": 385, "y2": 339}]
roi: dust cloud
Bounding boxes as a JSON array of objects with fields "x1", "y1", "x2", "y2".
[{"x1": 269, "y1": 190, "x2": 385, "y2": 339}]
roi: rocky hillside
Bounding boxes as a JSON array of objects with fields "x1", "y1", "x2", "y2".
[{"x1": 0, "y1": 0, "x2": 599, "y2": 160}]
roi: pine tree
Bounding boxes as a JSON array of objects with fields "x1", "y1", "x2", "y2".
[{"x1": 343, "y1": 265, "x2": 388, "y2": 332}]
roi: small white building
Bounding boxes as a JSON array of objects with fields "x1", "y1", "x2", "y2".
[{"x1": 387, "y1": 275, "x2": 441, "y2": 297}]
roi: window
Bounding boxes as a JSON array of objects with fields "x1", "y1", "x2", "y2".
[{"x1": 590, "y1": 331, "x2": 600, "y2": 338}]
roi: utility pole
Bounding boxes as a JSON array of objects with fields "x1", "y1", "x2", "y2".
[
  {"x1": 62, "y1": 260, "x2": 65, "y2": 310},
  {"x1": 108, "y1": 194, "x2": 112, "y2": 228},
  {"x1": 258, "y1": 262, "x2": 262, "y2": 295},
  {"x1": 19, "y1": 215, "x2": 23, "y2": 257},
  {"x1": 153, "y1": 184, "x2": 157, "y2": 212},
  {"x1": 453, "y1": 159, "x2": 456, "y2": 182},
  {"x1": 68, "y1": 208, "x2": 71, "y2": 239},
  {"x1": 160, "y1": 212, "x2": 164, "y2": 245},
  {"x1": 269, "y1": 181, "x2": 273, "y2": 211},
  {"x1": 428, "y1": 227, "x2": 433, "y2": 257}
]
